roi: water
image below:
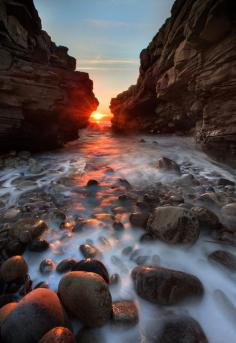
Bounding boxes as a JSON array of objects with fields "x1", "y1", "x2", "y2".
[{"x1": 1, "y1": 125, "x2": 236, "y2": 342}]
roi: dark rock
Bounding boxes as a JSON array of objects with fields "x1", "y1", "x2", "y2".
[
  {"x1": 58, "y1": 271, "x2": 112, "y2": 328},
  {"x1": 34, "y1": 281, "x2": 49, "y2": 290},
  {"x1": 112, "y1": 300, "x2": 139, "y2": 326},
  {"x1": 28, "y1": 239, "x2": 49, "y2": 252},
  {"x1": 39, "y1": 327, "x2": 76, "y2": 343},
  {"x1": 0, "y1": 0, "x2": 98, "y2": 151},
  {"x1": 157, "y1": 157, "x2": 181, "y2": 175},
  {"x1": 132, "y1": 265, "x2": 203, "y2": 305},
  {"x1": 0, "y1": 294, "x2": 18, "y2": 308},
  {"x1": 86, "y1": 180, "x2": 99, "y2": 187},
  {"x1": 9, "y1": 219, "x2": 48, "y2": 243},
  {"x1": 110, "y1": 273, "x2": 120, "y2": 285},
  {"x1": 0, "y1": 302, "x2": 18, "y2": 327},
  {"x1": 72, "y1": 259, "x2": 109, "y2": 284},
  {"x1": 218, "y1": 178, "x2": 235, "y2": 186},
  {"x1": 113, "y1": 221, "x2": 124, "y2": 231},
  {"x1": 208, "y1": 250, "x2": 236, "y2": 271},
  {"x1": 1, "y1": 289, "x2": 67, "y2": 343},
  {"x1": 191, "y1": 206, "x2": 221, "y2": 230},
  {"x1": 147, "y1": 206, "x2": 200, "y2": 244},
  {"x1": 0, "y1": 256, "x2": 28, "y2": 282},
  {"x1": 130, "y1": 212, "x2": 149, "y2": 228},
  {"x1": 79, "y1": 244, "x2": 102, "y2": 259},
  {"x1": 110, "y1": 0, "x2": 236, "y2": 158},
  {"x1": 56, "y1": 259, "x2": 76, "y2": 273},
  {"x1": 76, "y1": 328, "x2": 104, "y2": 343},
  {"x1": 39, "y1": 259, "x2": 56, "y2": 274},
  {"x1": 144, "y1": 315, "x2": 208, "y2": 343}
]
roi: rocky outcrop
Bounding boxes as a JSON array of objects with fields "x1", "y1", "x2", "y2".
[
  {"x1": 110, "y1": 0, "x2": 236, "y2": 157},
  {"x1": 0, "y1": 0, "x2": 98, "y2": 151}
]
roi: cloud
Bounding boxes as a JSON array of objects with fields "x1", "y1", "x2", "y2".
[
  {"x1": 77, "y1": 58, "x2": 139, "y2": 71},
  {"x1": 79, "y1": 59, "x2": 139, "y2": 65}
]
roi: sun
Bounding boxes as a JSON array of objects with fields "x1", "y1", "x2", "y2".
[{"x1": 89, "y1": 112, "x2": 113, "y2": 124}]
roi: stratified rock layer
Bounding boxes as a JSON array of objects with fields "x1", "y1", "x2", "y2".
[
  {"x1": 0, "y1": 0, "x2": 98, "y2": 151},
  {"x1": 110, "y1": 0, "x2": 236, "y2": 157}
]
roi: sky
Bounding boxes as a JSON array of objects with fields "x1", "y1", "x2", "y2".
[{"x1": 34, "y1": 0, "x2": 174, "y2": 114}]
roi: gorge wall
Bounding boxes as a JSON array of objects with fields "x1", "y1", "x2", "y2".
[
  {"x1": 110, "y1": 0, "x2": 236, "y2": 157},
  {"x1": 0, "y1": 0, "x2": 98, "y2": 151}
]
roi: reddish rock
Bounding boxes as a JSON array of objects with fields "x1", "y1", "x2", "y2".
[
  {"x1": 110, "y1": 0, "x2": 236, "y2": 158},
  {"x1": 0, "y1": 0, "x2": 98, "y2": 151}
]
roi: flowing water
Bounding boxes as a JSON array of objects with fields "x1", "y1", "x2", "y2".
[{"x1": 1, "y1": 124, "x2": 236, "y2": 342}]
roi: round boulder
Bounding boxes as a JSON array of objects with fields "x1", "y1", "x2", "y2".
[
  {"x1": 191, "y1": 206, "x2": 221, "y2": 230},
  {"x1": 9, "y1": 219, "x2": 48, "y2": 244},
  {"x1": 0, "y1": 302, "x2": 17, "y2": 327},
  {"x1": 0, "y1": 256, "x2": 28, "y2": 282},
  {"x1": 144, "y1": 315, "x2": 208, "y2": 343},
  {"x1": 112, "y1": 300, "x2": 139, "y2": 326},
  {"x1": 58, "y1": 271, "x2": 112, "y2": 328},
  {"x1": 147, "y1": 206, "x2": 200, "y2": 244},
  {"x1": 131, "y1": 265, "x2": 203, "y2": 305},
  {"x1": 72, "y1": 259, "x2": 109, "y2": 284},
  {"x1": 1, "y1": 288, "x2": 67, "y2": 343},
  {"x1": 39, "y1": 327, "x2": 76, "y2": 343}
]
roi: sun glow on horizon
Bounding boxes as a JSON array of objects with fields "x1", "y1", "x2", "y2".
[{"x1": 89, "y1": 111, "x2": 113, "y2": 124}]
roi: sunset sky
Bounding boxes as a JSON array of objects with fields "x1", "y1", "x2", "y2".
[{"x1": 34, "y1": 0, "x2": 174, "y2": 114}]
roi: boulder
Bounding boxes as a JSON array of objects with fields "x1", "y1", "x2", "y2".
[
  {"x1": 79, "y1": 244, "x2": 102, "y2": 259},
  {"x1": 56, "y1": 259, "x2": 77, "y2": 274},
  {"x1": 131, "y1": 265, "x2": 203, "y2": 305},
  {"x1": 9, "y1": 219, "x2": 48, "y2": 243},
  {"x1": 221, "y1": 203, "x2": 236, "y2": 229},
  {"x1": 39, "y1": 259, "x2": 56, "y2": 274},
  {"x1": 191, "y1": 206, "x2": 221, "y2": 230},
  {"x1": 1, "y1": 288, "x2": 67, "y2": 343},
  {"x1": 28, "y1": 239, "x2": 49, "y2": 252},
  {"x1": 130, "y1": 212, "x2": 149, "y2": 228},
  {"x1": 144, "y1": 315, "x2": 208, "y2": 343},
  {"x1": 72, "y1": 259, "x2": 109, "y2": 284},
  {"x1": 0, "y1": 303, "x2": 17, "y2": 327},
  {"x1": 112, "y1": 300, "x2": 139, "y2": 326},
  {"x1": 147, "y1": 206, "x2": 200, "y2": 244},
  {"x1": 0, "y1": 256, "x2": 28, "y2": 282},
  {"x1": 39, "y1": 327, "x2": 76, "y2": 343},
  {"x1": 58, "y1": 271, "x2": 112, "y2": 328},
  {"x1": 157, "y1": 157, "x2": 181, "y2": 174},
  {"x1": 208, "y1": 250, "x2": 236, "y2": 271}
]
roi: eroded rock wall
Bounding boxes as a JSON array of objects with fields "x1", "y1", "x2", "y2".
[
  {"x1": 0, "y1": 0, "x2": 98, "y2": 151},
  {"x1": 110, "y1": 0, "x2": 236, "y2": 156}
]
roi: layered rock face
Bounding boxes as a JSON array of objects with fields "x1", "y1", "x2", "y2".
[
  {"x1": 110, "y1": 0, "x2": 236, "y2": 156},
  {"x1": 0, "y1": 0, "x2": 98, "y2": 151}
]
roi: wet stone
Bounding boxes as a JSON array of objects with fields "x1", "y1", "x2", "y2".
[
  {"x1": 86, "y1": 179, "x2": 99, "y2": 187},
  {"x1": 122, "y1": 246, "x2": 133, "y2": 256},
  {"x1": 157, "y1": 157, "x2": 181, "y2": 175},
  {"x1": 72, "y1": 259, "x2": 109, "y2": 284},
  {"x1": 113, "y1": 221, "x2": 124, "y2": 231},
  {"x1": 56, "y1": 259, "x2": 77, "y2": 273},
  {"x1": 0, "y1": 256, "x2": 28, "y2": 283},
  {"x1": 79, "y1": 244, "x2": 102, "y2": 259},
  {"x1": 39, "y1": 259, "x2": 56, "y2": 274},
  {"x1": 144, "y1": 315, "x2": 208, "y2": 343},
  {"x1": 208, "y1": 250, "x2": 236, "y2": 271},
  {"x1": 132, "y1": 265, "x2": 203, "y2": 305},
  {"x1": 28, "y1": 239, "x2": 49, "y2": 252},
  {"x1": 218, "y1": 178, "x2": 235, "y2": 187},
  {"x1": 110, "y1": 273, "x2": 120, "y2": 285},
  {"x1": 112, "y1": 300, "x2": 139, "y2": 326},
  {"x1": 130, "y1": 212, "x2": 149, "y2": 228}
]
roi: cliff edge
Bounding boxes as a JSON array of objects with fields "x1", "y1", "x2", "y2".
[
  {"x1": 110, "y1": 0, "x2": 236, "y2": 157},
  {"x1": 0, "y1": 0, "x2": 98, "y2": 151}
]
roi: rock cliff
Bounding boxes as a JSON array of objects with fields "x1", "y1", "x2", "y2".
[
  {"x1": 0, "y1": 0, "x2": 98, "y2": 151},
  {"x1": 110, "y1": 0, "x2": 236, "y2": 157}
]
